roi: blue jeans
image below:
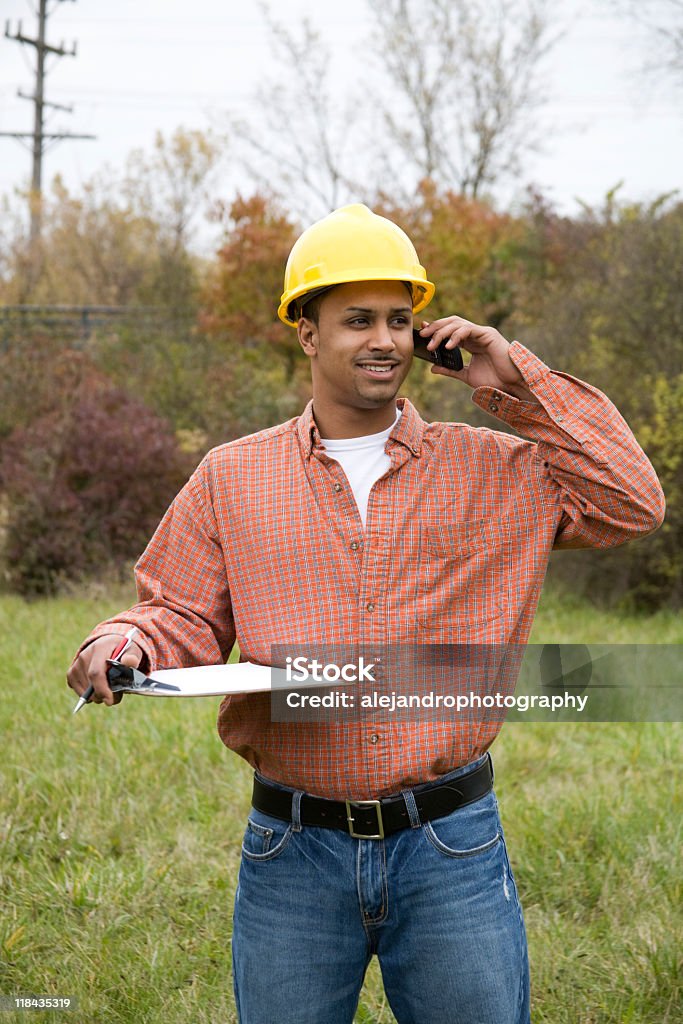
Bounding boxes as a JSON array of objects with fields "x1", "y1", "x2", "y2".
[{"x1": 232, "y1": 754, "x2": 530, "y2": 1024}]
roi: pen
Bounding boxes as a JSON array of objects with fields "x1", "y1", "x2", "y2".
[{"x1": 72, "y1": 626, "x2": 140, "y2": 715}]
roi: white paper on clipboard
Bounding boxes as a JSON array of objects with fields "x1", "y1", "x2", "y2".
[{"x1": 125, "y1": 662, "x2": 338, "y2": 697}]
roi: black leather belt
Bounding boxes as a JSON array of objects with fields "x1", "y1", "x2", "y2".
[{"x1": 251, "y1": 754, "x2": 493, "y2": 840}]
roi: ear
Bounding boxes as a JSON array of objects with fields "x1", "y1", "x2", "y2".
[{"x1": 297, "y1": 317, "x2": 319, "y2": 358}]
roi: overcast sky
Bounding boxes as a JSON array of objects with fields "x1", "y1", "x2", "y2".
[{"x1": 1, "y1": 0, "x2": 681, "y2": 234}]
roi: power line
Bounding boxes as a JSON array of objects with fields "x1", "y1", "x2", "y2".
[{"x1": 0, "y1": 0, "x2": 95, "y2": 241}]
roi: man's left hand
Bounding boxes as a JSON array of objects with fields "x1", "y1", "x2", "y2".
[{"x1": 418, "y1": 316, "x2": 536, "y2": 401}]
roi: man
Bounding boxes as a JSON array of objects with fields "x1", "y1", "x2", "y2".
[{"x1": 68, "y1": 204, "x2": 665, "y2": 1024}]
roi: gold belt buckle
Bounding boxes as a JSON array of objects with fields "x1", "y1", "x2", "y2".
[{"x1": 345, "y1": 798, "x2": 385, "y2": 839}]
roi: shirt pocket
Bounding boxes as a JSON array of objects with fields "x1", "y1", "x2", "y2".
[
  {"x1": 421, "y1": 520, "x2": 488, "y2": 559},
  {"x1": 415, "y1": 518, "x2": 507, "y2": 634}
]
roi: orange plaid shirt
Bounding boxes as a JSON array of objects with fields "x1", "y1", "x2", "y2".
[{"x1": 78, "y1": 341, "x2": 665, "y2": 799}]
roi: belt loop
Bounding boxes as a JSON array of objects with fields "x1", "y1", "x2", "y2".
[
  {"x1": 401, "y1": 788, "x2": 422, "y2": 829},
  {"x1": 291, "y1": 790, "x2": 303, "y2": 832},
  {"x1": 487, "y1": 751, "x2": 494, "y2": 785}
]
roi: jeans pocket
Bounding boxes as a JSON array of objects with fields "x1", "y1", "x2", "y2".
[
  {"x1": 423, "y1": 790, "x2": 502, "y2": 858},
  {"x1": 241, "y1": 809, "x2": 294, "y2": 862}
]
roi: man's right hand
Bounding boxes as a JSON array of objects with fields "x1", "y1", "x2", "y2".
[{"x1": 67, "y1": 635, "x2": 144, "y2": 707}]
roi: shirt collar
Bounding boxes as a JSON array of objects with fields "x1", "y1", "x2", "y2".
[{"x1": 295, "y1": 396, "x2": 425, "y2": 459}]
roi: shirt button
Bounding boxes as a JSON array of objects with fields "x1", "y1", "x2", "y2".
[
  {"x1": 366, "y1": 601, "x2": 375, "y2": 612},
  {"x1": 333, "y1": 483, "x2": 342, "y2": 492},
  {"x1": 369, "y1": 734, "x2": 379, "y2": 744},
  {"x1": 350, "y1": 541, "x2": 360, "y2": 551},
  {"x1": 489, "y1": 402, "x2": 499, "y2": 412}
]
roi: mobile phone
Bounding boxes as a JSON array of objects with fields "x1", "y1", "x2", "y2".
[{"x1": 413, "y1": 328, "x2": 464, "y2": 372}]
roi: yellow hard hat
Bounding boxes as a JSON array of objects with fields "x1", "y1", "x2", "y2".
[{"x1": 278, "y1": 204, "x2": 436, "y2": 326}]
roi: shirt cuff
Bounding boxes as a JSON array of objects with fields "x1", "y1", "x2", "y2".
[
  {"x1": 471, "y1": 340, "x2": 590, "y2": 445},
  {"x1": 72, "y1": 626, "x2": 153, "y2": 674}
]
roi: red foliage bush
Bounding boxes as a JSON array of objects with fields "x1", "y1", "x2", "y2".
[{"x1": 0, "y1": 379, "x2": 192, "y2": 596}]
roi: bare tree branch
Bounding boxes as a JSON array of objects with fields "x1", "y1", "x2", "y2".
[
  {"x1": 123, "y1": 128, "x2": 224, "y2": 251},
  {"x1": 367, "y1": 0, "x2": 558, "y2": 197},
  {"x1": 607, "y1": 0, "x2": 683, "y2": 91},
  {"x1": 225, "y1": 5, "x2": 364, "y2": 219}
]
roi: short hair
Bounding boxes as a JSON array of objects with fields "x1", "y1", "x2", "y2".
[
  {"x1": 300, "y1": 289, "x2": 327, "y2": 326},
  {"x1": 296, "y1": 281, "x2": 414, "y2": 326}
]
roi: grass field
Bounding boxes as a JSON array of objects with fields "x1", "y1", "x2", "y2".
[{"x1": 1, "y1": 583, "x2": 681, "y2": 1023}]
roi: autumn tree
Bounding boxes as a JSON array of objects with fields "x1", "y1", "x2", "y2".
[
  {"x1": 196, "y1": 194, "x2": 308, "y2": 440},
  {"x1": 517, "y1": 190, "x2": 683, "y2": 609},
  {"x1": 123, "y1": 127, "x2": 224, "y2": 252},
  {"x1": 380, "y1": 181, "x2": 528, "y2": 325},
  {"x1": 200, "y1": 194, "x2": 299, "y2": 356},
  {"x1": 121, "y1": 127, "x2": 225, "y2": 312},
  {"x1": 0, "y1": 128, "x2": 223, "y2": 310},
  {"x1": 5, "y1": 174, "x2": 162, "y2": 307},
  {"x1": 374, "y1": 182, "x2": 532, "y2": 423}
]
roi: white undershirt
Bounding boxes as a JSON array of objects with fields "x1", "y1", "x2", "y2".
[{"x1": 320, "y1": 407, "x2": 402, "y2": 527}]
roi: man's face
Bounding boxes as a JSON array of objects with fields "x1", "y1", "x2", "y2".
[{"x1": 300, "y1": 280, "x2": 414, "y2": 412}]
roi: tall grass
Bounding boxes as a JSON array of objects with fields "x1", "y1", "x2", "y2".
[{"x1": 1, "y1": 583, "x2": 680, "y2": 1023}]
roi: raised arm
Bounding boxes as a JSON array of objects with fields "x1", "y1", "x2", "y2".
[{"x1": 418, "y1": 316, "x2": 665, "y2": 548}]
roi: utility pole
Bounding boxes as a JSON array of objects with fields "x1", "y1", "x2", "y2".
[{"x1": 1, "y1": 0, "x2": 95, "y2": 241}]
